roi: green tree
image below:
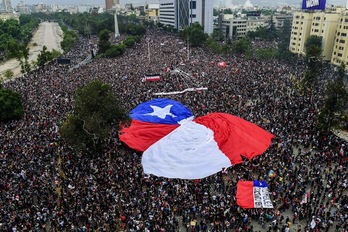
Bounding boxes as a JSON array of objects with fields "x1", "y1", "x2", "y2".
[
  {"x1": 223, "y1": 9, "x2": 233, "y2": 14},
  {"x1": 318, "y1": 63, "x2": 348, "y2": 131},
  {"x1": 36, "y1": 45, "x2": 50, "y2": 67},
  {"x1": 123, "y1": 36, "x2": 136, "y2": 48},
  {"x1": 60, "y1": 80, "x2": 127, "y2": 152},
  {"x1": 60, "y1": 27, "x2": 78, "y2": 53},
  {"x1": 254, "y1": 48, "x2": 278, "y2": 59},
  {"x1": 98, "y1": 29, "x2": 111, "y2": 54},
  {"x1": 305, "y1": 35, "x2": 322, "y2": 60},
  {"x1": 182, "y1": 22, "x2": 208, "y2": 47},
  {"x1": 37, "y1": 46, "x2": 62, "y2": 67},
  {"x1": 105, "y1": 44, "x2": 126, "y2": 57},
  {"x1": 233, "y1": 37, "x2": 251, "y2": 54},
  {"x1": 0, "y1": 86, "x2": 25, "y2": 122},
  {"x1": 301, "y1": 35, "x2": 323, "y2": 92},
  {"x1": 4, "y1": 70, "x2": 14, "y2": 80},
  {"x1": 211, "y1": 30, "x2": 224, "y2": 42},
  {"x1": 277, "y1": 19, "x2": 293, "y2": 61}
]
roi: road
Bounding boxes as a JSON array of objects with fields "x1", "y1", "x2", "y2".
[{"x1": 0, "y1": 21, "x2": 63, "y2": 79}]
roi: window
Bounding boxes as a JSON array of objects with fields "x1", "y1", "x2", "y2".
[
  {"x1": 190, "y1": 14, "x2": 196, "y2": 18},
  {"x1": 190, "y1": 1, "x2": 196, "y2": 9}
]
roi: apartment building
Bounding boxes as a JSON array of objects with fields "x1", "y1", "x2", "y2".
[
  {"x1": 290, "y1": 7, "x2": 348, "y2": 66},
  {"x1": 289, "y1": 11, "x2": 314, "y2": 56},
  {"x1": 332, "y1": 10, "x2": 348, "y2": 66}
]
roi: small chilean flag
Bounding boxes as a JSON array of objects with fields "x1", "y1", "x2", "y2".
[
  {"x1": 236, "y1": 180, "x2": 273, "y2": 208},
  {"x1": 142, "y1": 74, "x2": 161, "y2": 82}
]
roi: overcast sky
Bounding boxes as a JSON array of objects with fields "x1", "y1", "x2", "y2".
[{"x1": 11, "y1": 0, "x2": 348, "y2": 7}]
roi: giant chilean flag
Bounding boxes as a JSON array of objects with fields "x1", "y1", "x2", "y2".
[
  {"x1": 119, "y1": 98, "x2": 274, "y2": 179},
  {"x1": 236, "y1": 181, "x2": 274, "y2": 208}
]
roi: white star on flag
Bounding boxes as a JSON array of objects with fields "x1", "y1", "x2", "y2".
[{"x1": 144, "y1": 105, "x2": 177, "y2": 119}]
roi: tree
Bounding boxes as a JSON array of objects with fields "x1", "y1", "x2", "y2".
[
  {"x1": 105, "y1": 44, "x2": 126, "y2": 57},
  {"x1": 318, "y1": 63, "x2": 348, "y2": 132},
  {"x1": 254, "y1": 48, "x2": 278, "y2": 59},
  {"x1": 211, "y1": 30, "x2": 224, "y2": 42},
  {"x1": 301, "y1": 35, "x2": 323, "y2": 92},
  {"x1": 305, "y1": 35, "x2": 322, "y2": 60},
  {"x1": 60, "y1": 26, "x2": 78, "y2": 53},
  {"x1": 233, "y1": 37, "x2": 251, "y2": 54},
  {"x1": 98, "y1": 29, "x2": 111, "y2": 54},
  {"x1": 60, "y1": 80, "x2": 127, "y2": 152},
  {"x1": 182, "y1": 22, "x2": 208, "y2": 47},
  {"x1": 4, "y1": 69, "x2": 14, "y2": 80},
  {"x1": 37, "y1": 46, "x2": 62, "y2": 67},
  {"x1": 0, "y1": 86, "x2": 25, "y2": 122},
  {"x1": 277, "y1": 19, "x2": 293, "y2": 61}
]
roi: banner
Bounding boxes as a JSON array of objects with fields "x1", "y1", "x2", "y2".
[
  {"x1": 153, "y1": 87, "x2": 208, "y2": 96},
  {"x1": 142, "y1": 74, "x2": 161, "y2": 82},
  {"x1": 302, "y1": 0, "x2": 326, "y2": 10}
]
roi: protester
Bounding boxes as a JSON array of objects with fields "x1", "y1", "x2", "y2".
[{"x1": 0, "y1": 28, "x2": 347, "y2": 231}]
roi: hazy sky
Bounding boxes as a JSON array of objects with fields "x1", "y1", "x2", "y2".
[{"x1": 11, "y1": 0, "x2": 348, "y2": 7}]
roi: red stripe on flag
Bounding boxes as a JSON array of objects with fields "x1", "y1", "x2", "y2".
[
  {"x1": 119, "y1": 119, "x2": 178, "y2": 151},
  {"x1": 194, "y1": 113, "x2": 274, "y2": 164},
  {"x1": 236, "y1": 181, "x2": 255, "y2": 208}
]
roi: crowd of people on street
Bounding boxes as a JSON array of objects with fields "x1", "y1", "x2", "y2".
[{"x1": 0, "y1": 28, "x2": 347, "y2": 232}]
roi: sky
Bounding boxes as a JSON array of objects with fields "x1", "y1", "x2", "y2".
[{"x1": 11, "y1": 0, "x2": 348, "y2": 7}]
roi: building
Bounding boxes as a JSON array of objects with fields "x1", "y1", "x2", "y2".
[
  {"x1": 105, "y1": 0, "x2": 119, "y2": 12},
  {"x1": 15, "y1": 1, "x2": 30, "y2": 14},
  {"x1": 1, "y1": 0, "x2": 12, "y2": 12},
  {"x1": 0, "y1": 12, "x2": 18, "y2": 20},
  {"x1": 331, "y1": 9, "x2": 348, "y2": 66},
  {"x1": 146, "y1": 4, "x2": 160, "y2": 23},
  {"x1": 273, "y1": 14, "x2": 293, "y2": 29},
  {"x1": 289, "y1": 11, "x2": 315, "y2": 56},
  {"x1": 217, "y1": 13, "x2": 269, "y2": 40},
  {"x1": 289, "y1": 6, "x2": 348, "y2": 66},
  {"x1": 159, "y1": 0, "x2": 213, "y2": 34}
]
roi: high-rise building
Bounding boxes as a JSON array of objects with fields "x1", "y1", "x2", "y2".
[
  {"x1": 1, "y1": 0, "x2": 12, "y2": 12},
  {"x1": 159, "y1": 0, "x2": 213, "y2": 35},
  {"x1": 331, "y1": 9, "x2": 348, "y2": 66},
  {"x1": 105, "y1": 0, "x2": 119, "y2": 12},
  {"x1": 289, "y1": 6, "x2": 348, "y2": 67}
]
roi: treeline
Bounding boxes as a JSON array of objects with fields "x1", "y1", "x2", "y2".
[
  {"x1": 32, "y1": 12, "x2": 145, "y2": 37},
  {"x1": 0, "y1": 15, "x2": 40, "y2": 62}
]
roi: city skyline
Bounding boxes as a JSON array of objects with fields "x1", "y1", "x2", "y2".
[{"x1": 9, "y1": 0, "x2": 348, "y2": 7}]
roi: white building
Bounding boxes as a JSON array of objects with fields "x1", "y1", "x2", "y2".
[
  {"x1": 218, "y1": 13, "x2": 269, "y2": 40},
  {"x1": 159, "y1": 0, "x2": 213, "y2": 34},
  {"x1": 1, "y1": 0, "x2": 12, "y2": 12}
]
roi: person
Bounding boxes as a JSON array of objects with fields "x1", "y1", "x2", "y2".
[{"x1": 0, "y1": 27, "x2": 347, "y2": 232}]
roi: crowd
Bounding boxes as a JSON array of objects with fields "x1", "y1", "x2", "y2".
[{"x1": 0, "y1": 28, "x2": 347, "y2": 232}]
